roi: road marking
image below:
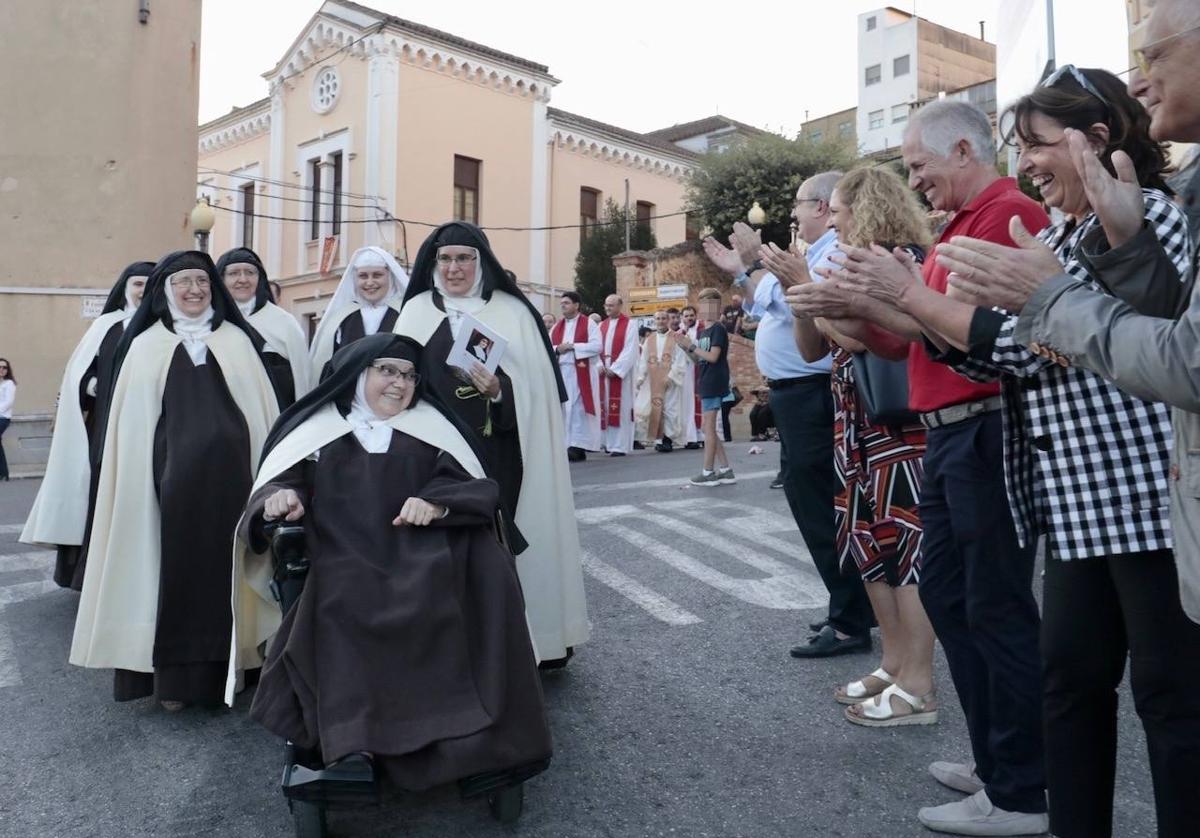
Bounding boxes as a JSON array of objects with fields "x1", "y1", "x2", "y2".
[
  {"x1": 652, "y1": 500, "x2": 815, "y2": 567},
  {"x1": 581, "y1": 551, "x2": 701, "y2": 626},
  {"x1": 633, "y1": 511, "x2": 827, "y2": 602},
  {"x1": 0, "y1": 551, "x2": 55, "y2": 574},
  {"x1": 604, "y1": 520, "x2": 825, "y2": 610},
  {"x1": 0, "y1": 580, "x2": 59, "y2": 608},
  {"x1": 0, "y1": 524, "x2": 23, "y2": 535},
  {"x1": 573, "y1": 469, "x2": 775, "y2": 495},
  {"x1": 0, "y1": 620, "x2": 18, "y2": 688}
]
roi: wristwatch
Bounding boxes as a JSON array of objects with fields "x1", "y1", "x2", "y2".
[{"x1": 734, "y1": 259, "x2": 764, "y2": 286}]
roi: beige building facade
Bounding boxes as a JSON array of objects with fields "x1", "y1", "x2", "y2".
[
  {"x1": 197, "y1": 1, "x2": 708, "y2": 327},
  {"x1": 0, "y1": 2, "x2": 201, "y2": 472}
]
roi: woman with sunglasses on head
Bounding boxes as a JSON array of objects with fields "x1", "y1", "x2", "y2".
[
  {"x1": 891, "y1": 67, "x2": 1194, "y2": 837},
  {"x1": 69, "y1": 251, "x2": 279, "y2": 711},
  {"x1": 0, "y1": 358, "x2": 14, "y2": 481}
]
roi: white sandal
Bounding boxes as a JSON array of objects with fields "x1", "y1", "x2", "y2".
[
  {"x1": 845, "y1": 684, "x2": 938, "y2": 728},
  {"x1": 834, "y1": 668, "x2": 895, "y2": 705}
]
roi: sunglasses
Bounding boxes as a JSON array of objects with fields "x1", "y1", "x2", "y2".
[{"x1": 1041, "y1": 64, "x2": 1110, "y2": 109}]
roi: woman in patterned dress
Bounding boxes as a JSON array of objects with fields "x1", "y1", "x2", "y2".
[{"x1": 770, "y1": 167, "x2": 938, "y2": 726}]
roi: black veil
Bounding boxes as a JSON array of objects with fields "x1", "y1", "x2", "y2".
[
  {"x1": 92, "y1": 250, "x2": 273, "y2": 465},
  {"x1": 402, "y1": 221, "x2": 567, "y2": 403},
  {"x1": 100, "y1": 261, "x2": 156, "y2": 315},
  {"x1": 259, "y1": 333, "x2": 527, "y2": 553},
  {"x1": 215, "y1": 246, "x2": 271, "y2": 313}
]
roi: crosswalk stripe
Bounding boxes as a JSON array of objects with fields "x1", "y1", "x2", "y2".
[
  {"x1": 0, "y1": 580, "x2": 59, "y2": 608},
  {"x1": 574, "y1": 469, "x2": 775, "y2": 495},
  {"x1": 604, "y1": 520, "x2": 824, "y2": 611},
  {"x1": 653, "y1": 499, "x2": 815, "y2": 567},
  {"x1": 581, "y1": 551, "x2": 702, "y2": 626},
  {"x1": 0, "y1": 551, "x2": 55, "y2": 574},
  {"x1": 0, "y1": 620, "x2": 19, "y2": 688},
  {"x1": 633, "y1": 510, "x2": 828, "y2": 604}
]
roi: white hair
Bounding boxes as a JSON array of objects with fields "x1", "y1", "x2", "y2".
[
  {"x1": 798, "y1": 170, "x2": 844, "y2": 202},
  {"x1": 908, "y1": 100, "x2": 997, "y2": 162}
]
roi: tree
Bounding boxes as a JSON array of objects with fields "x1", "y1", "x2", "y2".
[
  {"x1": 573, "y1": 199, "x2": 655, "y2": 313},
  {"x1": 686, "y1": 134, "x2": 858, "y2": 248}
]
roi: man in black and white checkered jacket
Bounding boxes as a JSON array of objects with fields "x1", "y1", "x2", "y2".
[{"x1": 944, "y1": 189, "x2": 1190, "y2": 560}]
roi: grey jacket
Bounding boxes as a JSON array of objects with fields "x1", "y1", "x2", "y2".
[{"x1": 1015, "y1": 166, "x2": 1200, "y2": 622}]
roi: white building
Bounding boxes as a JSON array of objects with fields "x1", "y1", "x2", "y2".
[{"x1": 856, "y1": 7, "x2": 996, "y2": 154}]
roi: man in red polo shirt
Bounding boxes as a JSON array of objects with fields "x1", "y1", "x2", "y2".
[{"x1": 787, "y1": 100, "x2": 1050, "y2": 836}]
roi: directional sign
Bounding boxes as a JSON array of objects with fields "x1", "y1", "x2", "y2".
[
  {"x1": 629, "y1": 300, "x2": 680, "y2": 316},
  {"x1": 656, "y1": 284, "x2": 689, "y2": 300},
  {"x1": 627, "y1": 287, "x2": 658, "y2": 302}
]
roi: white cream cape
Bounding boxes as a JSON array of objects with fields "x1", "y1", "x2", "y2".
[
  {"x1": 21, "y1": 310, "x2": 126, "y2": 547},
  {"x1": 69, "y1": 321, "x2": 279, "y2": 672},
  {"x1": 223, "y1": 400, "x2": 488, "y2": 705},
  {"x1": 249, "y1": 302, "x2": 314, "y2": 399},
  {"x1": 395, "y1": 290, "x2": 591, "y2": 659},
  {"x1": 307, "y1": 302, "x2": 403, "y2": 385}
]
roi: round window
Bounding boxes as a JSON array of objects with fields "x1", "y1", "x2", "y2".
[{"x1": 311, "y1": 67, "x2": 341, "y2": 114}]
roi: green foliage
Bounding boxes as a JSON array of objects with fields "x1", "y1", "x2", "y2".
[
  {"x1": 573, "y1": 199, "x2": 656, "y2": 314},
  {"x1": 686, "y1": 134, "x2": 858, "y2": 247}
]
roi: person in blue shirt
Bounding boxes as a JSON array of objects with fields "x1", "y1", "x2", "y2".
[{"x1": 703, "y1": 171, "x2": 874, "y2": 658}]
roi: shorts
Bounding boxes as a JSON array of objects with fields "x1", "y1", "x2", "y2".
[{"x1": 700, "y1": 395, "x2": 724, "y2": 412}]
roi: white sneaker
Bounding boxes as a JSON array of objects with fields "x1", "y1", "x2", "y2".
[
  {"x1": 918, "y1": 790, "x2": 1048, "y2": 836},
  {"x1": 929, "y1": 760, "x2": 985, "y2": 794}
]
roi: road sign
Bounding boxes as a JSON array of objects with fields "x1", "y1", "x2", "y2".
[
  {"x1": 656, "y1": 284, "x2": 689, "y2": 300},
  {"x1": 629, "y1": 300, "x2": 679, "y2": 316},
  {"x1": 627, "y1": 287, "x2": 658, "y2": 301}
]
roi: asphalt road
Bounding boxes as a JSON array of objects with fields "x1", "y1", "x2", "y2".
[{"x1": 0, "y1": 442, "x2": 1157, "y2": 837}]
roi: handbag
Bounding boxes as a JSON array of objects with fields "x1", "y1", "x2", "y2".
[{"x1": 851, "y1": 351, "x2": 917, "y2": 427}]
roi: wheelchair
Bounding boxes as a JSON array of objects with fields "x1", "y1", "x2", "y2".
[{"x1": 264, "y1": 523, "x2": 527, "y2": 837}]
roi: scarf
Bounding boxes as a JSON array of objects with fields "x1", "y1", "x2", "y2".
[
  {"x1": 165, "y1": 276, "x2": 214, "y2": 366},
  {"x1": 346, "y1": 369, "x2": 394, "y2": 453},
  {"x1": 431, "y1": 246, "x2": 486, "y2": 337}
]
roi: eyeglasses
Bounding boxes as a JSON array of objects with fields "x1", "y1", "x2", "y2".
[
  {"x1": 1041, "y1": 64, "x2": 1110, "y2": 109},
  {"x1": 370, "y1": 361, "x2": 420, "y2": 384},
  {"x1": 436, "y1": 253, "x2": 478, "y2": 267},
  {"x1": 1133, "y1": 24, "x2": 1200, "y2": 75},
  {"x1": 169, "y1": 276, "x2": 211, "y2": 290}
]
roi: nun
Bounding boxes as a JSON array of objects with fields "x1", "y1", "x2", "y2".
[
  {"x1": 217, "y1": 246, "x2": 312, "y2": 407},
  {"x1": 307, "y1": 246, "x2": 408, "y2": 382},
  {"x1": 69, "y1": 251, "x2": 279, "y2": 710},
  {"x1": 394, "y1": 222, "x2": 589, "y2": 665},
  {"x1": 22, "y1": 260, "x2": 154, "y2": 591},
  {"x1": 228, "y1": 333, "x2": 551, "y2": 794}
]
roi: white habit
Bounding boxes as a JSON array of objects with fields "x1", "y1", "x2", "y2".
[
  {"x1": 556, "y1": 315, "x2": 602, "y2": 451},
  {"x1": 600, "y1": 315, "x2": 638, "y2": 454},
  {"x1": 679, "y1": 323, "x2": 703, "y2": 444},
  {"x1": 634, "y1": 330, "x2": 687, "y2": 443}
]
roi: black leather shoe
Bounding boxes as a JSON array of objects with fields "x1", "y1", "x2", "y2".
[
  {"x1": 654, "y1": 441, "x2": 674, "y2": 453},
  {"x1": 684, "y1": 442, "x2": 701, "y2": 450},
  {"x1": 609, "y1": 452, "x2": 626, "y2": 457},
  {"x1": 633, "y1": 441, "x2": 645, "y2": 450},
  {"x1": 789, "y1": 625, "x2": 870, "y2": 658},
  {"x1": 808, "y1": 618, "x2": 829, "y2": 633},
  {"x1": 567, "y1": 447, "x2": 586, "y2": 462}
]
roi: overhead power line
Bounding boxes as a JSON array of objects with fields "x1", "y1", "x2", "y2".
[{"x1": 208, "y1": 202, "x2": 696, "y2": 232}]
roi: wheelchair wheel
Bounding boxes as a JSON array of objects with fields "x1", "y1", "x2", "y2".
[
  {"x1": 488, "y1": 783, "x2": 524, "y2": 824},
  {"x1": 290, "y1": 799, "x2": 328, "y2": 838}
]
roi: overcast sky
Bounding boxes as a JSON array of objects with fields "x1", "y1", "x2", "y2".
[{"x1": 200, "y1": 0, "x2": 1011, "y2": 135}]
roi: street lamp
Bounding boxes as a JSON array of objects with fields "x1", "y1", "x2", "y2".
[
  {"x1": 747, "y1": 201, "x2": 767, "y2": 227},
  {"x1": 190, "y1": 198, "x2": 215, "y2": 254}
]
